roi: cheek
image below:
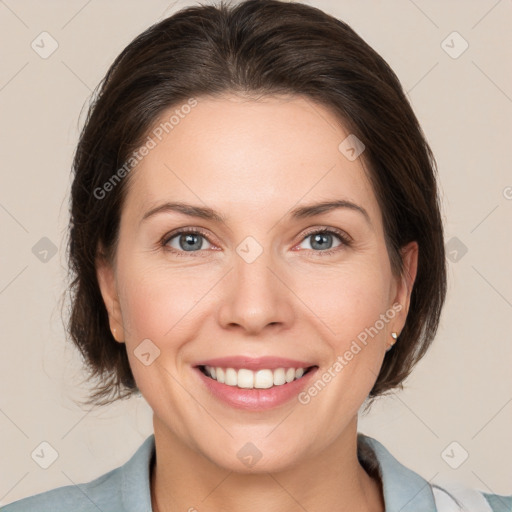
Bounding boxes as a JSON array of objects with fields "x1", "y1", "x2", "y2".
[
  {"x1": 292, "y1": 256, "x2": 392, "y2": 348},
  {"x1": 115, "y1": 260, "x2": 225, "y2": 396},
  {"x1": 293, "y1": 263, "x2": 391, "y2": 427},
  {"x1": 118, "y1": 261, "x2": 210, "y2": 342},
  {"x1": 116, "y1": 263, "x2": 200, "y2": 408}
]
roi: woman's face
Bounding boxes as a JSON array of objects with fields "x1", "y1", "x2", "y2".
[{"x1": 97, "y1": 94, "x2": 417, "y2": 472}]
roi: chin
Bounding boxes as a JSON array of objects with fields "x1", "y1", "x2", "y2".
[{"x1": 197, "y1": 435, "x2": 308, "y2": 474}]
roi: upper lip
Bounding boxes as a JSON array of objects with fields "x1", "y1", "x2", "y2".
[{"x1": 194, "y1": 356, "x2": 316, "y2": 371}]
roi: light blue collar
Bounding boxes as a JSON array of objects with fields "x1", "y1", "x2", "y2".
[
  {"x1": 358, "y1": 433, "x2": 436, "y2": 511},
  {"x1": 121, "y1": 434, "x2": 154, "y2": 512}
]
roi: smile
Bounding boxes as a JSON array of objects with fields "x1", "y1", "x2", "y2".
[{"x1": 199, "y1": 365, "x2": 315, "y2": 389}]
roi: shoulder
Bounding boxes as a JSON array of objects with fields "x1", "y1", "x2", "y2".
[
  {"x1": 432, "y1": 483, "x2": 512, "y2": 512},
  {"x1": 1, "y1": 435, "x2": 155, "y2": 512},
  {"x1": 1, "y1": 467, "x2": 123, "y2": 512},
  {"x1": 357, "y1": 433, "x2": 512, "y2": 512},
  {"x1": 482, "y1": 492, "x2": 512, "y2": 512}
]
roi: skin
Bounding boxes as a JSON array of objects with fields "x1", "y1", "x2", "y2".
[{"x1": 97, "y1": 94, "x2": 418, "y2": 512}]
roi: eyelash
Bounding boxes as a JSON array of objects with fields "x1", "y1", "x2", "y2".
[{"x1": 160, "y1": 226, "x2": 352, "y2": 258}]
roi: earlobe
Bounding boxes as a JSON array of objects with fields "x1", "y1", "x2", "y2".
[{"x1": 96, "y1": 255, "x2": 125, "y2": 343}]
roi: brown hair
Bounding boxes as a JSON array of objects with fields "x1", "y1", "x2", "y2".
[{"x1": 65, "y1": 0, "x2": 447, "y2": 406}]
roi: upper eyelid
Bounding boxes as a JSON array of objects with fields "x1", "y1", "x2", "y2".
[{"x1": 301, "y1": 226, "x2": 351, "y2": 241}]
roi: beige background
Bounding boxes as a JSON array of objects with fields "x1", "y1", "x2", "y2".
[{"x1": 1, "y1": 0, "x2": 511, "y2": 506}]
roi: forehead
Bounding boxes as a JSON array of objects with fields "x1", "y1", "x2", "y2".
[{"x1": 123, "y1": 94, "x2": 382, "y2": 228}]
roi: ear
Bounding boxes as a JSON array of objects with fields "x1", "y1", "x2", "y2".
[
  {"x1": 391, "y1": 241, "x2": 419, "y2": 334},
  {"x1": 96, "y1": 250, "x2": 125, "y2": 344}
]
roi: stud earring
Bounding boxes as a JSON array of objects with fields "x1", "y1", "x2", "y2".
[{"x1": 387, "y1": 332, "x2": 398, "y2": 351}]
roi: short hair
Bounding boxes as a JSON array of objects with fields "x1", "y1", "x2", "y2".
[{"x1": 65, "y1": 0, "x2": 447, "y2": 406}]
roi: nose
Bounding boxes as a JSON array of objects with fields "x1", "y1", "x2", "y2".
[{"x1": 217, "y1": 248, "x2": 295, "y2": 335}]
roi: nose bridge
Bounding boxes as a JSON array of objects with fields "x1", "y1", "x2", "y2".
[{"x1": 217, "y1": 236, "x2": 293, "y2": 333}]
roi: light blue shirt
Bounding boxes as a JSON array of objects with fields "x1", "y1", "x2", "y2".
[{"x1": 2, "y1": 433, "x2": 510, "y2": 511}]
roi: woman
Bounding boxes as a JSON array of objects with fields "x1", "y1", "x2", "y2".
[{"x1": 3, "y1": 1, "x2": 510, "y2": 510}]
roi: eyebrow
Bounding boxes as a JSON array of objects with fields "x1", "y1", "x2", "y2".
[
  {"x1": 289, "y1": 200, "x2": 371, "y2": 226},
  {"x1": 140, "y1": 200, "x2": 371, "y2": 226}
]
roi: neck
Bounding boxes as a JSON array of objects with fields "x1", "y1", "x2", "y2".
[{"x1": 150, "y1": 415, "x2": 384, "y2": 512}]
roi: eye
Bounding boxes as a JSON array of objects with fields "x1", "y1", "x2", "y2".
[
  {"x1": 297, "y1": 228, "x2": 351, "y2": 255},
  {"x1": 160, "y1": 226, "x2": 351, "y2": 257},
  {"x1": 162, "y1": 229, "x2": 214, "y2": 255}
]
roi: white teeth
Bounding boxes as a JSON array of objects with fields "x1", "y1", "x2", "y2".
[
  {"x1": 237, "y1": 369, "x2": 254, "y2": 389},
  {"x1": 273, "y1": 368, "x2": 286, "y2": 386},
  {"x1": 254, "y1": 369, "x2": 274, "y2": 389},
  {"x1": 225, "y1": 368, "x2": 237, "y2": 386},
  {"x1": 203, "y1": 365, "x2": 310, "y2": 389}
]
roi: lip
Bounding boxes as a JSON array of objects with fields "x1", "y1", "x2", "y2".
[
  {"x1": 193, "y1": 364, "x2": 319, "y2": 411},
  {"x1": 193, "y1": 355, "x2": 315, "y2": 371}
]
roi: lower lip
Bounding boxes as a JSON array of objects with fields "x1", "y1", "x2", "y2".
[{"x1": 194, "y1": 366, "x2": 319, "y2": 410}]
